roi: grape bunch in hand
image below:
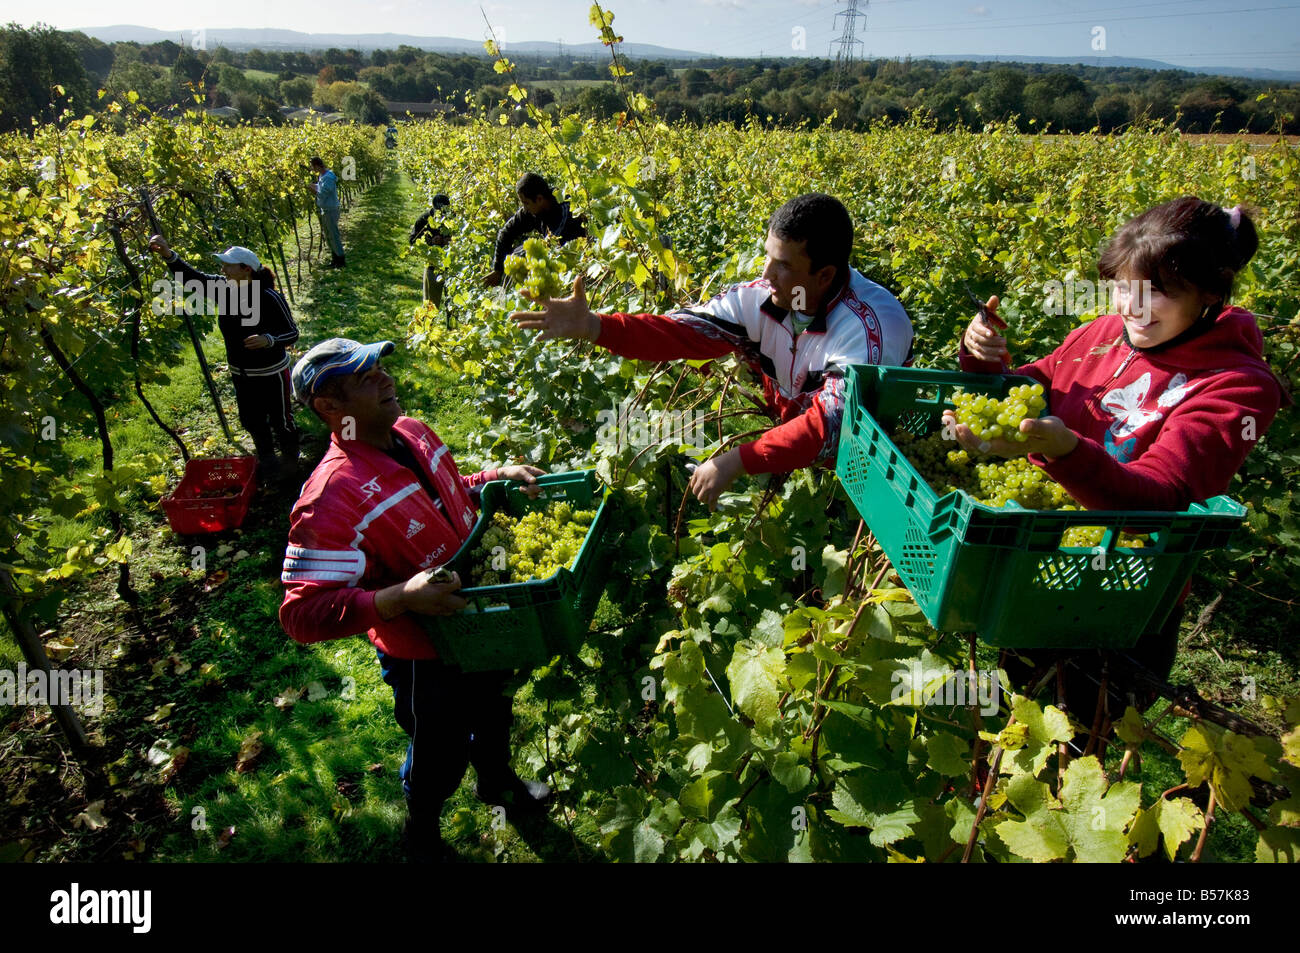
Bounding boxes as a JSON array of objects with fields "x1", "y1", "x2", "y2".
[{"x1": 950, "y1": 383, "x2": 1047, "y2": 442}]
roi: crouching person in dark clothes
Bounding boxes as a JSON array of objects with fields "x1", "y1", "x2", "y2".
[{"x1": 278, "y1": 338, "x2": 551, "y2": 861}]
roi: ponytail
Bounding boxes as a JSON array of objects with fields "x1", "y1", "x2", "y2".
[{"x1": 1225, "y1": 204, "x2": 1259, "y2": 273}]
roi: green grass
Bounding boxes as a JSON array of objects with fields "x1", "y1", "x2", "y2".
[{"x1": 531, "y1": 80, "x2": 613, "y2": 91}]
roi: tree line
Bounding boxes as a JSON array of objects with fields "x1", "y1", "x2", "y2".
[{"x1": 3, "y1": 22, "x2": 1297, "y2": 134}]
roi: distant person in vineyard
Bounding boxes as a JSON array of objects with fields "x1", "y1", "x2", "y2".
[
  {"x1": 409, "y1": 193, "x2": 452, "y2": 305},
  {"x1": 482, "y1": 172, "x2": 586, "y2": 288},
  {"x1": 310, "y1": 156, "x2": 346, "y2": 268},
  {"x1": 148, "y1": 235, "x2": 301, "y2": 479},
  {"x1": 948, "y1": 196, "x2": 1288, "y2": 689},
  {"x1": 511, "y1": 193, "x2": 914, "y2": 509},
  {"x1": 278, "y1": 338, "x2": 549, "y2": 862}
]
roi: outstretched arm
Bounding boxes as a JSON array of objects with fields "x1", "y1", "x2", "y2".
[{"x1": 510, "y1": 274, "x2": 746, "y2": 362}]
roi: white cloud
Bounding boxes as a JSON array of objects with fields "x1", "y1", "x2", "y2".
[{"x1": 970, "y1": 4, "x2": 989, "y2": 14}]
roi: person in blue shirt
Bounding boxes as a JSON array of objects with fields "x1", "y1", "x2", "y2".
[{"x1": 310, "y1": 157, "x2": 345, "y2": 269}]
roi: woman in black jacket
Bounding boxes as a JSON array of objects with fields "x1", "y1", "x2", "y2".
[{"x1": 149, "y1": 235, "x2": 300, "y2": 478}]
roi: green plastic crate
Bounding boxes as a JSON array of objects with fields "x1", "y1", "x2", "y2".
[
  {"x1": 835, "y1": 365, "x2": 1246, "y2": 649},
  {"x1": 420, "y1": 469, "x2": 615, "y2": 671}
]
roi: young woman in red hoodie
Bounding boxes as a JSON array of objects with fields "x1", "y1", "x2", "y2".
[{"x1": 947, "y1": 196, "x2": 1288, "y2": 686}]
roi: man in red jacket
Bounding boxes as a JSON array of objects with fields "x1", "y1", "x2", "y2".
[
  {"x1": 511, "y1": 193, "x2": 913, "y2": 508},
  {"x1": 279, "y1": 338, "x2": 548, "y2": 861}
]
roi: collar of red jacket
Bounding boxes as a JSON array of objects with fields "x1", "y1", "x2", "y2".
[
  {"x1": 326, "y1": 416, "x2": 430, "y2": 464},
  {"x1": 759, "y1": 269, "x2": 851, "y2": 334}
]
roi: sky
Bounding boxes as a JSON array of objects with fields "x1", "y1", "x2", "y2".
[{"x1": 5, "y1": 0, "x2": 1299, "y2": 71}]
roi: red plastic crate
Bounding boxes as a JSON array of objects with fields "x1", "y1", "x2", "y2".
[{"x1": 162, "y1": 457, "x2": 258, "y2": 534}]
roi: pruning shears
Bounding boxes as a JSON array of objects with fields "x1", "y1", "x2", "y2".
[{"x1": 962, "y1": 280, "x2": 1008, "y2": 330}]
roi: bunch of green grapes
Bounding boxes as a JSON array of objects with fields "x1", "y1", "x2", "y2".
[
  {"x1": 971, "y1": 457, "x2": 1072, "y2": 510},
  {"x1": 892, "y1": 427, "x2": 1149, "y2": 550},
  {"x1": 468, "y1": 500, "x2": 596, "y2": 586},
  {"x1": 951, "y1": 383, "x2": 1047, "y2": 442},
  {"x1": 503, "y1": 237, "x2": 566, "y2": 299},
  {"x1": 891, "y1": 431, "x2": 978, "y2": 496},
  {"x1": 1060, "y1": 526, "x2": 1149, "y2": 549},
  {"x1": 897, "y1": 428, "x2": 1072, "y2": 509}
]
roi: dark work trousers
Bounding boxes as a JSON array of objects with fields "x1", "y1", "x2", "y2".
[
  {"x1": 231, "y1": 368, "x2": 299, "y2": 463},
  {"x1": 422, "y1": 266, "x2": 445, "y2": 307},
  {"x1": 377, "y1": 651, "x2": 518, "y2": 817},
  {"x1": 1005, "y1": 600, "x2": 1186, "y2": 720}
]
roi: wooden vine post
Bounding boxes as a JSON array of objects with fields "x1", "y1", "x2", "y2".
[{"x1": 0, "y1": 569, "x2": 90, "y2": 753}]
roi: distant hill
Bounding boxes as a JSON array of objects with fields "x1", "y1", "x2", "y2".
[
  {"x1": 919, "y1": 53, "x2": 1300, "y2": 84},
  {"x1": 74, "y1": 25, "x2": 711, "y2": 60}
]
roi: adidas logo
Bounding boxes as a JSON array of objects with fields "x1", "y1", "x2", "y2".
[{"x1": 406, "y1": 518, "x2": 425, "y2": 539}]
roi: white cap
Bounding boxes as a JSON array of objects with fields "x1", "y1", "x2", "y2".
[{"x1": 214, "y1": 246, "x2": 261, "y2": 270}]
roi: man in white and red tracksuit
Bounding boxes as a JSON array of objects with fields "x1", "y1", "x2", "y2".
[
  {"x1": 511, "y1": 193, "x2": 914, "y2": 507},
  {"x1": 278, "y1": 338, "x2": 548, "y2": 861}
]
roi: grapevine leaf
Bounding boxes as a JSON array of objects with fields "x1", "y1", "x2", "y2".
[
  {"x1": 752, "y1": 608, "x2": 785, "y2": 648},
  {"x1": 675, "y1": 685, "x2": 750, "y2": 770},
  {"x1": 1114, "y1": 706, "x2": 1147, "y2": 746},
  {"x1": 867, "y1": 805, "x2": 922, "y2": 847},
  {"x1": 910, "y1": 800, "x2": 956, "y2": 858},
  {"x1": 1268, "y1": 762, "x2": 1300, "y2": 828},
  {"x1": 679, "y1": 770, "x2": 730, "y2": 821},
  {"x1": 788, "y1": 830, "x2": 814, "y2": 863},
  {"x1": 860, "y1": 602, "x2": 894, "y2": 641},
  {"x1": 1058, "y1": 756, "x2": 1140, "y2": 863},
  {"x1": 662, "y1": 639, "x2": 705, "y2": 703},
  {"x1": 996, "y1": 773, "x2": 1069, "y2": 862},
  {"x1": 1256, "y1": 826, "x2": 1300, "y2": 863},
  {"x1": 944, "y1": 798, "x2": 987, "y2": 863},
  {"x1": 595, "y1": 785, "x2": 645, "y2": 834},
  {"x1": 784, "y1": 651, "x2": 818, "y2": 692},
  {"x1": 710, "y1": 802, "x2": 743, "y2": 850},
  {"x1": 816, "y1": 543, "x2": 848, "y2": 598},
  {"x1": 819, "y1": 707, "x2": 891, "y2": 771},
  {"x1": 926, "y1": 731, "x2": 971, "y2": 777},
  {"x1": 770, "y1": 751, "x2": 812, "y2": 793},
  {"x1": 1243, "y1": 736, "x2": 1300, "y2": 828},
  {"x1": 1177, "y1": 724, "x2": 1272, "y2": 813},
  {"x1": 632, "y1": 820, "x2": 664, "y2": 863},
  {"x1": 1282, "y1": 725, "x2": 1300, "y2": 770},
  {"x1": 740, "y1": 781, "x2": 802, "y2": 862},
  {"x1": 726, "y1": 639, "x2": 785, "y2": 732},
  {"x1": 1008, "y1": 695, "x2": 1072, "y2": 776},
  {"x1": 828, "y1": 772, "x2": 914, "y2": 840},
  {"x1": 1141, "y1": 797, "x2": 1204, "y2": 862}
]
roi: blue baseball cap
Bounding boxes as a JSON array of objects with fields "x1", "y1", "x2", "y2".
[{"x1": 292, "y1": 338, "x2": 395, "y2": 404}]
